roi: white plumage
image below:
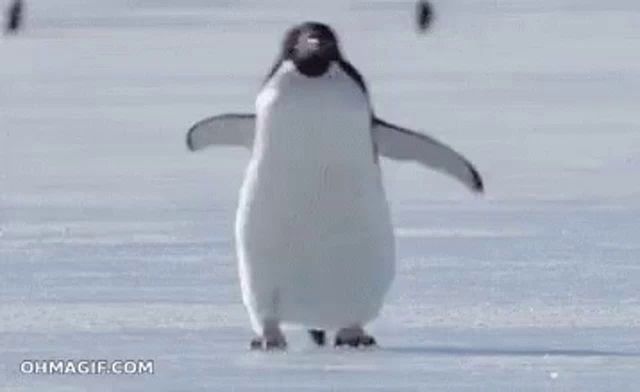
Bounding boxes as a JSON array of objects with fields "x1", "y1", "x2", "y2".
[{"x1": 236, "y1": 61, "x2": 395, "y2": 331}]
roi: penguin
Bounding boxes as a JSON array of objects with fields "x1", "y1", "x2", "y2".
[
  {"x1": 5, "y1": 0, "x2": 23, "y2": 34},
  {"x1": 186, "y1": 22, "x2": 483, "y2": 350},
  {"x1": 416, "y1": 0, "x2": 434, "y2": 33}
]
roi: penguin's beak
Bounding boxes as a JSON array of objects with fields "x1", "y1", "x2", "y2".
[
  {"x1": 298, "y1": 34, "x2": 336, "y2": 59},
  {"x1": 306, "y1": 36, "x2": 321, "y2": 51}
]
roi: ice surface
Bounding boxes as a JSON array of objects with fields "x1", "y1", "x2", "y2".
[{"x1": 2, "y1": 0, "x2": 640, "y2": 390}]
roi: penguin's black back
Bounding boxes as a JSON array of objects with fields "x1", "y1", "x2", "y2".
[
  {"x1": 416, "y1": 0, "x2": 433, "y2": 32},
  {"x1": 6, "y1": 0, "x2": 23, "y2": 34}
]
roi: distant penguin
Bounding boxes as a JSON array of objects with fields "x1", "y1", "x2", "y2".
[
  {"x1": 5, "y1": 0, "x2": 23, "y2": 34},
  {"x1": 416, "y1": 0, "x2": 433, "y2": 32},
  {"x1": 186, "y1": 22, "x2": 483, "y2": 350}
]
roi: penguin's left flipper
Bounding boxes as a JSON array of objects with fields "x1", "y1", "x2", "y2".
[
  {"x1": 372, "y1": 117, "x2": 484, "y2": 193},
  {"x1": 186, "y1": 113, "x2": 256, "y2": 151}
]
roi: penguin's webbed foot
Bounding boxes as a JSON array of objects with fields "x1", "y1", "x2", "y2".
[
  {"x1": 334, "y1": 326, "x2": 377, "y2": 348},
  {"x1": 250, "y1": 320, "x2": 287, "y2": 351},
  {"x1": 250, "y1": 335, "x2": 287, "y2": 351}
]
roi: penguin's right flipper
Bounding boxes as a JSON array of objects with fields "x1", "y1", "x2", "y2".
[
  {"x1": 372, "y1": 117, "x2": 484, "y2": 193},
  {"x1": 186, "y1": 113, "x2": 255, "y2": 151}
]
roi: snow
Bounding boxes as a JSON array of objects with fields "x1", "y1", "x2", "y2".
[{"x1": 2, "y1": 0, "x2": 640, "y2": 390}]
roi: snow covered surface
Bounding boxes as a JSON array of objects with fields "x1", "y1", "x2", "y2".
[{"x1": 2, "y1": 0, "x2": 640, "y2": 390}]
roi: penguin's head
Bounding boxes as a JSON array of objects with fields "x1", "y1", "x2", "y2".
[{"x1": 281, "y1": 22, "x2": 341, "y2": 78}]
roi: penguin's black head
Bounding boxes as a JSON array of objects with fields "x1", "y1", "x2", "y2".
[{"x1": 282, "y1": 22, "x2": 341, "y2": 78}]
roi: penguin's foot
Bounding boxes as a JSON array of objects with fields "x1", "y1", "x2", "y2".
[
  {"x1": 250, "y1": 320, "x2": 287, "y2": 351},
  {"x1": 334, "y1": 326, "x2": 377, "y2": 348},
  {"x1": 308, "y1": 329, "x2": 326, "y2": 346},
  {"x1": 250, "y1": 335, "x2": 287, "y2": 350}
]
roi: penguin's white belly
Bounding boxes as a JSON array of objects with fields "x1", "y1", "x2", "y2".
[
  {"x1": 236, "y1": 64, "x2": 395, "y2": 330},
  {"x1": 238, "y1": 163, "x2": 394, "y2": 329}
]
